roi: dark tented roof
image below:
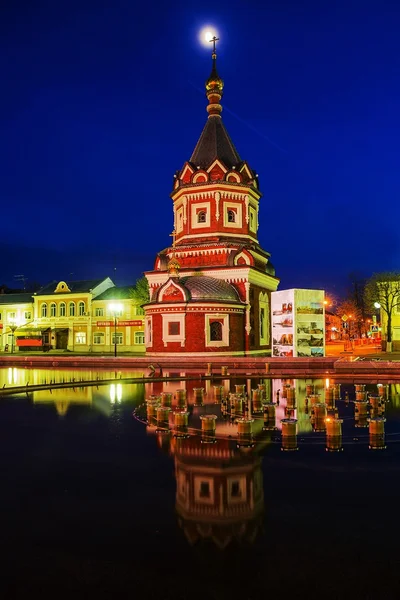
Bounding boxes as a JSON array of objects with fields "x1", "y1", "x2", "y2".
[{"x1": 190, "y1": 116, "x2": 241, "y2": 169}]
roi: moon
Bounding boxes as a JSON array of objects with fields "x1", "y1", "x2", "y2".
[{"x1": 199, "y1": 26, "x2": 218, "y2": 48}]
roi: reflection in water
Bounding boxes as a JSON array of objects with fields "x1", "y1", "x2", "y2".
[{"x1": 153, "y1": 429, "x2": 266, "y2": 549}]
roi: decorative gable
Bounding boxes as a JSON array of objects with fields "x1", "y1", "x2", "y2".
[
  {"x1": 181, "y1": 163, "x2": 195, "y2": 184},
  {"x1": 54, "y1": 281, "x2": 71, "y2": 293},
  {"x1": 158, "y1": 279, "x2": 186, "y2": 303},
  {"x1": 239, "y1": 162, "x2": 253, "y2": 181},
  {"x1": 207, "y1": 159, "x2": 227, "y2": 182}
]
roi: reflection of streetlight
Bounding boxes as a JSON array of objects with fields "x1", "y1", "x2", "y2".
[{"x1": 108, "y1": 303, "x2": 123, "y2": 357}]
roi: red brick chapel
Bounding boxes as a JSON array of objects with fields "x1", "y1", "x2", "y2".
[{"x1": 144, "y1": 41, "x2": 279, "y2": 356}]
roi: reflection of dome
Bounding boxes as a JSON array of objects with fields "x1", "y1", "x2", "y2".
[{"x1": 180, "y1": 276, "x2": 240, "y2": 302}]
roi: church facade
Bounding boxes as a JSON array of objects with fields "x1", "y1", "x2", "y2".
[{"x1": 144, "y1": 42, "x2": 279, "y2": 356}]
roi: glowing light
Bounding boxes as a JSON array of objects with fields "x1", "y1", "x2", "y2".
[
  {"x1": 116, "y1": 383, "x2": 122, "y2": 403},
  {"x1": 198, "y1": 26, "x2": 218, "y2": 48},
  {"x1": 374, "y1": 302, "x2": 381, "y2": 309},
  {"x1": 110, "y1": 384, "x2": 116, "y2": 404},
  {"x1": 325, "y1": 378, "x2": 330, "y2": 389}
]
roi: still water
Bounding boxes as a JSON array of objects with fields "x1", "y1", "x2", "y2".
[{"x1": 1, "y1": 366, "x2": 400, "y2": 598}]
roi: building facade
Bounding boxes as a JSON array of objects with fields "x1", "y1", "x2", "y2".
[
  {"x1": 0, "y1": 279, "x2": 145, "y2": 353},
  {"x1": 144, "y1": 45, "x2": 279, "y2": 356}
]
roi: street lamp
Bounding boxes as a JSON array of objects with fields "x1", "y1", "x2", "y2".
[
  {"x1": 109, "y1": 303, "x2": 123, "y2": 357},
  {"x1": 9, "y1": 320, "x2": 18, "y2": 354}
]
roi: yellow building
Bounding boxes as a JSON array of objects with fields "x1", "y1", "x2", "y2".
[
  {"x1": 0, "y1": 292, "x2": 34, "y2": 351},
  {"x1": 0, "y1": 278, "x2": 145, "y2": 354}
]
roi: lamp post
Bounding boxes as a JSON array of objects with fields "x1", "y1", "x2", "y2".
[
  {"x1": 374, "y1": 302, "x2": 381, "y2": 344},
  {"x1": 9, "y1": 322, "x2": 18, "y2": 354},
  {"x1": 109, "y1": 303, "x2": 123, "y2": 357}
]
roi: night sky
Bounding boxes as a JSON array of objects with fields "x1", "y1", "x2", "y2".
[{"x1": 1, "y1": 0, "x2": 400, "y2": 296}]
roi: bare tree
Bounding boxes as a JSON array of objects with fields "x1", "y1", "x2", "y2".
[{"x1": 365, "y1": 272, "x2": 400, "y2": 351}]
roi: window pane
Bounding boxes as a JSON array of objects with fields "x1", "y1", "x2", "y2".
[
  {"x1": 135, "y1": 331, "x2": 145, "y2": 344},
  {"x1": 93, "y1": 333, "x2": 105, "y2": 344},
  {"x1": 75, "y1": 332, "x2": 86, "y2": 344},
  {"x1": 112, "y1": 333, "x2": 123, "y2": 344},
  {"x1": 78, "y1": 302, "x2": 85, "y2": 316},
  {"x1": 210, "y1": 321, "x2": 223, "y2": 341},
  {"x1": 168, "y1": 322, "x2": 180, "y2": 335},
  {"x1": 69, "y1": 303, "x2": 75, "y2": 316}
]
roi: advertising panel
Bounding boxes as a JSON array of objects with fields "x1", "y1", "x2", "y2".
[
  {"x1": 295, "y1": 289, "x2": 325, "y2": 357},
  {"x1": 271, "y1": 289, "x2": 294, "y2": 357}
]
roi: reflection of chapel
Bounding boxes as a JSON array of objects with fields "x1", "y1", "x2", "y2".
[{"x1": 144, "y1": 40, "x2": 279, "y2": 356}]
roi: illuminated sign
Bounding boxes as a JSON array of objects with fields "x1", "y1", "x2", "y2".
[{"x1": 96, "y1": 320, "x2": 143, "y2": 327}]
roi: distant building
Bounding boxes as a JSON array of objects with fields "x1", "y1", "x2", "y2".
[
  {"x1": 0, "y1": 279, "x2": 145, "y2": 353},
  {"x1": 144, "y1": 46, "x2": 278, "y2": 356}
]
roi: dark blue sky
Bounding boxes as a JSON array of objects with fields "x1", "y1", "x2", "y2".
[{"x1": 1, "y1": 0, "x2": 399, "y2": 295}]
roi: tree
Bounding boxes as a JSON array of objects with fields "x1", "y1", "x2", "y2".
[
  {"x1": 336, "y1": 298, "x2": 363, "y2": 339},
  {"x1": 130, "y1": 276, "x2": 150, "y2": 306},
  {"x1": 365, "y1": 272, "x2": 400, "y2": 351}
]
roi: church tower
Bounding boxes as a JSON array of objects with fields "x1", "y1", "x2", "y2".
[{"x1": 144, "y1": 39, "x2": 279, "y2": 356}]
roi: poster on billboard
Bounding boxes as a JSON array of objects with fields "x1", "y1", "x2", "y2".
[
  {"x1": 295, "y1": 289, "x2": 325, "y2": 357},
  {"x1": 271, "y1": 289, "x2": 295, "y2": 357}
]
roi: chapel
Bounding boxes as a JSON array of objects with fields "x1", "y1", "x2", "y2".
[{"x1": 144, "y1": 40, "x2": 279, "y2": 356}]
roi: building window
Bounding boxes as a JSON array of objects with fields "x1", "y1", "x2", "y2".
[
  {"x1": 0, "y1": 313, "x2": 2, "y2": 321},
  {"x1": 231, "y1": 481, "x2": 242, "y2": 498},
  {"x1": 199, "y1": 482, "x2": 210, "y2": 498},
  {"x1": 134, "y1": 306, "x2": 145, "y2": 316},
  {"x1": 41, "y1": 304, "x2": 47, "y2": 318},
  {"x1": 93, "y1": 332, "x2": 105, "y2": 345},
  {"x1": 135, "y1": 331, "x2": 145, "y2": 344},
  {"x1": 75, "y1": 332, "x2": 86, "y2": 344},
  {"x1": 69, "y1": 302, "x2": 75, "y2": 317},
  {"x1": 210, "y1": 321, "x2": 223, "y2": 341},
  {"x1": 50, "y1": 303, "x2": 56, "y2": 317},
  {"x1": 112, "y1": 332, "x2": 123, "y2": 345},
  {"x1": 197, "y1": 210, "x2": 206, "y2": 223},
  {"x1": 168, "y1": 322, "x2": 180, "y2": 335},
  {"x1": 8, "y1": 312, "x2": 16, "y2": 321},
  {"x1": 227, "y1": 209, "x2": 236, "y2": 223},
  {"x1": 162, "y1": 314, "x2": 185, "y2": 346},
  {"x1": 59, "y1": 303, "x2": 66, "y2": 317},
  {"x1": 95, "y1": 308, "x2": 104, "y2": 317},
  {"x1": 145, "y1": 317, "x2": 152, "y2": 346},
  {"x1": 78, "y1": 302, "x2": 85, "y2": 316},
  {"x1": 259, "y1": 292, "x2": 270, "y2": 345},
  {"x1": 205, "y1": 314, "x2": 229, "y2": 347},
  {"x1": 24, "y1": 311, "x2": 31, "y2": 321}
]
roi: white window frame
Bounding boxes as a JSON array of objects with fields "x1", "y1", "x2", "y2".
[
  {"x1": 223, "y1": 201, "x2": 242, "y2": 228},
  {"x1": 205, "y1": 314, "x2": 229, "y2": 347},
  {"x1": 69, "y1": 302, "x2": 75, "y2": 317},
  {"x1": 93, "y1": 332, "x2": 105, "y2": 345},
  {"x1": 41, "y1": 304, "x2": 47, "y2": 318},
  {"x1": 78, "y1": 302, "x2": 85, "y2": 316},
  {"x1": 194, "y1": 476, "x2": 214, "y2": 505},
  {"x1": 75, "y1": 332, "x2": 86, "y2": 344},
  {"x1": 112, "y1": 332, "x2": 123, "y2": 345},
  {"x1": 145, "y1": 316, "x2": 153, "y2": 347},
  {"x1": 259, "y1": 292, "x2": 270, "y2": 345},
  {"x1": 59, "y1": 303, "x2": 66, "y2": 317},
  {"x1": 227, "y1": 476, "x2": 246, "y2": 504},
  {"x1": 95, "y1": 307, "x2": 104, "y2": 317},
  {"x1": 176, "y1": 205, "x2": 184, "y2": 233},
  {"x1": 50, "y1": 303, "x2": 56, "y2": 317},
  {"x1": 249, "y1": 206, "x2": 257, "y2": 232},
  {"x1": 162, "y1": 314, "x2": 185, "y2": 347},
  {"x1": 24, "y1": 311, "x2": 31, "y2": 321},
  {"x1": 191, "y1": 201, "x2": 210, "y2": 229},
  {"x1": 134, "y1": 331, "x2": 145, "y2": 344}
]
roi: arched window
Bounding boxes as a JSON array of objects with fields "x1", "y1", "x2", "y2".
[
  {"x1": 197, "y1": 210, "x2": 206, "y2": 223},
  {"x1": 78, "y1": 302, "x2": 85, "y2": 316},
  {"x1": 227, "y1": 210, "x2": 236, "y2": 223},
  {"x1": 210, "y1": 321, "x2": 223, "y2": 341},
  {"x1": 69, "y1": 302, "x2": 75, "y2": 317},
  {"x1": 59, "y1": 302, "x2": 66, "y2": 317},
  {"x1": 41, "y1": 303, "x2": 47, "y2": 318},
  {"x1": 50, "y1": 303, "x2": 56, "y2": 317}
]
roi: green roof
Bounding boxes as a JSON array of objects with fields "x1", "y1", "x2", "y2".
[
  {"x1": 0, "y1": 293, "x2": 33, "y2": 305},
  {"x1": 94, "y1": 286, "x2": 133, "y2": 301}
]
